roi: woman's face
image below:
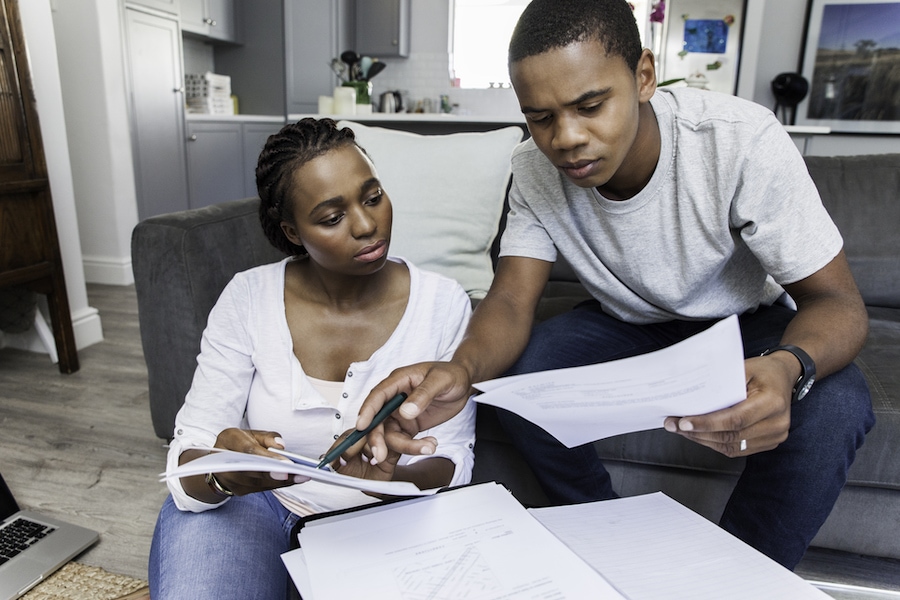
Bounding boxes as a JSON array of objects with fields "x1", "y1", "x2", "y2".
[{"x1": 280, "y1": 144, "x2": 393, "y2": 275}]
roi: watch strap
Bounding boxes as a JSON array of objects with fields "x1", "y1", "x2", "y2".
[{"x1": 761, "y1": 344, "x2": 816, "y2": 403}]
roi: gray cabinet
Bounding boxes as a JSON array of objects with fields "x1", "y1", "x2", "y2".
[
  {"x1": 241, "y1": 122, "x2": 283, "y2": 197},
  {"x1": 180, "y1": 0, "x2": 237, "y2": 43},
  {"x1": 185, "y1": 121, "x2": 244, "y2": 209},
  {"x1": 356, "y1": 0, "x2": 409, "y2": 58},
  {"x1": 186, "y1": 119, "x2": 283, "y2": 207},
  {"x1": 285, "y1": 0, "x2": 347, "y2": 114},
  {"x1": 213, "y1": 0, "x2": 351, "y2": 116},
  {"x1": 124, "y1": 8, "x2": 190, "y2": 220}
]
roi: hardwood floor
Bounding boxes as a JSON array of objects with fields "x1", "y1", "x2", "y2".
[
  {"x1": 0, "y1": 284, "x2": 168, "y2": 580},
  {"x1": 1, "y1": 283, "x2": 899, "y2": 594}
]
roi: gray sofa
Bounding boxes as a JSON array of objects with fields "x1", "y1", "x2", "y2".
[{"x1": 132, "y1": 153, "x2": 900, "y2": 562}]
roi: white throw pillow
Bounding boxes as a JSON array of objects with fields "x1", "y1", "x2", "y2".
[{"x1": 337, "y1": 120, "x2": 523, "y2": 299}]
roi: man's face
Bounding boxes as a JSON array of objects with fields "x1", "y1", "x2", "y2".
[{"x1": 511, "y1": 40, "x2": 655, "y2": 195}]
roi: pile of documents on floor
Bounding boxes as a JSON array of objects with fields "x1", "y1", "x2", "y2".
[{"x1": 184, "y1": 71, "x2": 234, "y2": 115}]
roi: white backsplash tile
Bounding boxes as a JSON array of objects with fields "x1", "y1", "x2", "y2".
[{"x1": 366, "y1": 52, "x2": 522, "y2": 120}]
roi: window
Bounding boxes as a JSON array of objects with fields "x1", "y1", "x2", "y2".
[
  {"x1": 451, "y1": 0, "x2": 651, "y2": 90},
  {"x1": 451, "y1": 0, "x2": 531, "y2": 89}
]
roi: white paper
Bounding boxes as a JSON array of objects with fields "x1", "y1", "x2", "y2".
[
  {"x1": 160, "y1": 449, "x2": 437, "y2": 497},
  {"x1": 473, "y1": 315, "x2": 747, "y2": 447},
  {"x1": 296, "y1": 482, "x2": 625, "y2": 599},
  {"x1": 529, "y1": 492, "x2": 830, "y2": 600},
  {"x1": 280, "y1": 547, "x2": 315, "y2": 600}
]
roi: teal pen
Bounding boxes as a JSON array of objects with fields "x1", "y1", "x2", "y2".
[{"x1": 316, "y1": 392, "x2": 409, "y2": 469}]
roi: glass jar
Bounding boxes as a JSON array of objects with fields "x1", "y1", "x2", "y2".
[{"x1": 342, "y1": 81, "x2": 373, "y2": 105}]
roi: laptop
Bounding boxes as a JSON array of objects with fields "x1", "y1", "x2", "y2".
[{"x1": 0, "y1": 473, "x2": 99, "y2": 600}]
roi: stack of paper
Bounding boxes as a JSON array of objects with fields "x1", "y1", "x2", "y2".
[
  {"x1": 282, "y1": 483, "x2": 830, "y2": 599},
  {"x1": 284, "y1": 482, "x2": 625, "y2": 599}
]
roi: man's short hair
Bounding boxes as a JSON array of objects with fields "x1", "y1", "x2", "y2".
[{"x1": 508, "y1": 0, "x2": 643, "y2": 73}]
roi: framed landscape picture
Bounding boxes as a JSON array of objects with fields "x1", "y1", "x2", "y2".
[{"x1": 796, "y1": 0, "x2": 900, "y2": 133}]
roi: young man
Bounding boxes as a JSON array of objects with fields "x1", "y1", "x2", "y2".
[{"x1": 359, "y1": 0, "x2": 874, "y2": 569}]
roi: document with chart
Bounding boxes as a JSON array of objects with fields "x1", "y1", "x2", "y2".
[
  {"x1": 472, "y1": 315, "x2": 747, "y2": 447},
  {"x1": 282, "y1": 482, "x2": 625, "y2": 599}
]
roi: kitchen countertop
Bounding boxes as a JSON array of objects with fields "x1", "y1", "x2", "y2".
[
  {"x1": 184, "y1": 112, "x2": 526, "y2": 124},
  {"x1": 185, "y1": 113, "x2": 285, "y2": 123},
  {"x1": 289, "y1": 112, "x2": 526, "y2": 124}
]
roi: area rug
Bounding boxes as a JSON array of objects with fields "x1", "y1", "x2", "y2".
[{"x1": 20, "y1": 562, "x2": 149, "y2": 600}]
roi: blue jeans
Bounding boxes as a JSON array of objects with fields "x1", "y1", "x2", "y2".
[
  {"x1": 495, "y1": 301, "x2": 874, "y2": 569},
  {"x1": 149, "y1": 491, "x2": 300, "y2": 600}
]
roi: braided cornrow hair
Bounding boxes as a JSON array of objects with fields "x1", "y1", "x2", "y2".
[{"x1": 255, "y1": 118, "x2": 359, "y2": 256}]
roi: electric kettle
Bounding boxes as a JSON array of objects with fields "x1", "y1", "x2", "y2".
[{"x1": 379, "y1": 90, "x2": 402, "y2": 113}]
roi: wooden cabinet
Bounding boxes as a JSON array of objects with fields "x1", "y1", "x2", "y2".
[
  {"x1": 124, "y1": 7, "x2": 190, "y2": 219},
  {"x1": 356, "y1": 0, "x2": 409, "y2": 58},
  {"x1": 180, "y1": 0, "x2": 236, "y2": 43},
  {"x1": 0, "y1": 0, "x2": 78, "y2": 372}
]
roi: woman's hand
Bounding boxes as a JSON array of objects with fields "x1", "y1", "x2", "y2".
[
  {"x1": 180, "y1": 428, "x2": 310, "y2": 502},
  {"x1": 327, "y1": 421, "x2": 448, "y2": 497},
  {"x1": 326, "y1": 424, "x2": 407, "y2": 482}
]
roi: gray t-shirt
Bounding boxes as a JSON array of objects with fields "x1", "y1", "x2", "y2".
[{"x1": 500, "y1": 87, "x2": 843, "y2": 324}]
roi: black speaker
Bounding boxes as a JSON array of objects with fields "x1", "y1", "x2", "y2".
[{"x1": 771, "y1": 72, "x2": 809, "y2": 125}]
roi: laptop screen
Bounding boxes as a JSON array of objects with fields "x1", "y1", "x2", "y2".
[{"x1": 0, "y1": 474, "x2": 21, "y2": 520}]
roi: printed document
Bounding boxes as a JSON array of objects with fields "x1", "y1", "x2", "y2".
[
  {"x1": 529, "y1": 492, "x2": 829, "y2": 599},
  {"x1": 282, "y1": 484, "x2": 829, "y2": 599},
  {"x1": 472, "y1": 314, "x2": 747, "y2": 446},
  {"x1": 283, "y1": 482, "x2": 625, "y2": 599},
  {"x1": 160, "y1": 449, "x2": 436, "y2": 497}
]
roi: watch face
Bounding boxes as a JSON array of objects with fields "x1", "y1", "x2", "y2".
[{"x1": 796, "y1": 376, "x2": 816, "y2": 402}]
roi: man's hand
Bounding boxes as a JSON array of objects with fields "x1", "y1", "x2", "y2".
[
  {"x1": 356, "y1": 361, "x2": 473, "y2": 464},
  {"x1": 663, "y1": 354, "x2": 795, "y2": 457}
]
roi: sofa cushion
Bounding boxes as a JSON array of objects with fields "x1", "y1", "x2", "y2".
[
  {"x1": 337, "y1": 120, "x2": 523, "y2": 299},
  {"x1": 132, "y1": 198, "x2": 284, "y2": 439},
  {"x1": 847, "y1": 307, "x2": 900, "y2": 489},
  {"x1": 805, "y1": 154, "x2": 900, "y2": 309}
]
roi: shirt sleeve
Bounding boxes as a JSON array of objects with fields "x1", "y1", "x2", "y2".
[
  {"x1": 499, "y1": 156, "x2": 559, "y2": 263},
  {"x1": 731, "y1": 115, "x2": 843, "y2": 285},
  {"x1": 403, "y1": 398, "x2": 477, "y2": 487},
  {"x1": 166, "y1": 274, "x2": 257, "y2": 512},
  {"x1": 400, "y1": 272, "x2": 475, "y2": 487}
]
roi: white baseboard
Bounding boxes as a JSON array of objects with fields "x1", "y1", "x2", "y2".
[
  {"x1": 83, "y1": 255, "x2": 134, "y2": 286},
  {"x1": 0, "y1": 304, "x2": 103, "y2": 358}
]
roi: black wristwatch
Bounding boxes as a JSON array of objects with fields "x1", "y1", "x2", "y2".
[{"x1": 761, "y1": 344, "x2": 816, "y2": 403}]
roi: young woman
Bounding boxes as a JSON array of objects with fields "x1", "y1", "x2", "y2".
[{"x1": 148, "y1": 118, "x2": 476, "y2": 599}]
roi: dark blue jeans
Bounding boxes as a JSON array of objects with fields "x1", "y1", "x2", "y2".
[{"x1": 495, "y1": 300, "x2": 874, "y2": 569}]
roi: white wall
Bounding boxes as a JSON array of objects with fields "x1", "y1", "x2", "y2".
[
  {"x1": 5, "y1": 0, "x2": 103, "y2": 355},
  {"x1": 51, "y1": 0, "x2": 139, "y2": 286}
]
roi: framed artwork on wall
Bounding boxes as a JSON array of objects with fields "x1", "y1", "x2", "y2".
[
  {"x1": 796, "y1": 0, "x2": 900, "y2": 134},
  {"x1": 649, "y1": 0, "x2": 747, "y2": 95}
]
